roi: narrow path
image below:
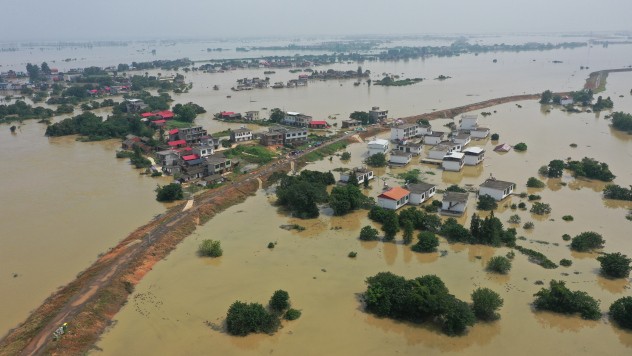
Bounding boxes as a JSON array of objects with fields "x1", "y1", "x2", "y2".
[{"x1": 182, "y1": 199, "x2": 194, "y2": 211}]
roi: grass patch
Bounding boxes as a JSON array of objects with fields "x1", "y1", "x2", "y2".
[
  {"x1": 302, "y1": 140, "x2": 347, "y2": 162},
  {"x1": 225, "y1": 145, "x2": 276, "y2": 164},
  {"x1": 165, "y1": 120, "x2": 193, "y2": 129},
  {"x1": 515, "y1": 245, "x2": 558, "y2": 269}
]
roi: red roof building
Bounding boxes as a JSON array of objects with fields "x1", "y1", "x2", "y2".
[
  {"x1": 167, "y1": 139, "x2": 187, "y2": 147},
  {"x1": 169, "y1": 128, "x2": 179, "y2": 135},
  {"x1": 378, "y1": 187, "x2": 411, "y2": 201},
  {"x1": 309, "y1": 120, "x2": 329, "y2": 129},
  {"x1": 157, "y1": 110, "x2": 174, "y2": 120},
  {"x1": 140, "y1": 112, "x2": 155, "y2": 118},
  {"x1": 182, "y1": 154, "x2": 199, "y2": 161}
]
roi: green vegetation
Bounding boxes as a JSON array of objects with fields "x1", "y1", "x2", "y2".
[
  {"x1": 570, "y1": 89, "x2": 594, "y2": 106},
  {"x1": 398, "y1": 207, "x2": 442, "y2": 232},
  {"x1": 340, "y1": 151, "x2": 351, "y2": 160},
  {"x1": 365, "y1": 153, "x2": 387, "y2": 167},
  {"x1": 359, "y1": 225, "x2": 380, "y2": 241},
  {"x1": 348, "y1": 251, "x2": 358, "y2": 258},
  {"x1": 329, "y1": 184, "x2": 370, "y2": 215},
  {"x1": 477, "y1": 194, "x2": 498, "y2": 211},
  {"x1": 381, "y1": 210, "x2": 400, "y2": 242},
  {"x1": 284, "y1": 308, "x2": 302, "y2": 320},
  {"x1": 546, "y1": 159, "x2": 565, "y2": 178},
  {"x1": 603, "y1": 184, "x2": 632, "y2": 201},
  {"x1": 225, "y1": 301, "x2": 279, "y2": 336},
  {"x1": 469, "y1": 213, "x2": 517, "y2": 247},
  {"x1": 528, "y1": 194, "x2": 541, "y2": 201},
  {"x1": 592, "y1": 96, "x2": 614, "y2": 111},
  {"x1": 397, "y1": 169, "x2": 422, "y2": 183},
  {"x1": 198, "y1": 239, "x2": 223, "y2": 257},
  {"x1": 523, "y1": 222, "x2": 534, "y2": 229},
  {"x1": 486, "y1": 256, "x2": 512, "y2": 274},
  {"x1": 471, "y1": 288, "x2": 504, "y2": 321},
  {"x1": 560, "y1": 259, "x2": 573, "y2": 267},
  {"x1": 440, "y1": 218, "x2": 472, "y2": 243},
  {"x1": 172, "y1": 102, "x2": 204, "y2": 122},
  {"x1": 446, "y1": 184, "x2": 467, "y2": 193},
  {"x1": 513, "y1": 142, "x2": 527, "y2": 151},
  {"x1": 374, "y1": 76, "x2": 423, "y2": 86},
  {"x1": 411, "y1": 231, "x2": 439, "y2": 253},
  {"x1": 402, "y1": 220, "x2": 414, "y2": 245},
  {"x1": 566, "y1": 157, "x2": 615, "y2": 181},
  {"x1": 562, "y1": 234, "x2": 571, "y2": 241},
  {"x1": 268, "y1": 108, "x2": 285, "y2": 123},
  {"x1": 269, "y1": 290, "x2": 290, "y2": 312},
  {"x1": 45, "y1": 111, "x2": 154, "y2": 141},
  {"x1": 225, "y1": 145, "x2": 276, "y2": 165},
  {"x1": 508, "y1": 214, "x2": 521, "y2": 224},
  {"x1": 533, "y1": 280, "x2": 601, "y2": 320},
  {"x1": 515, "y1": 245, "x2": 558, "y2": 269},
  {"x1": 165, "y1": 120, "x2": 194, "y2": 129},
  {"x1": 518, "y1": 202, "x2": 527, "y2": 209},
  {"x1": 530, "y1": 202, "x2": 551, "y2": 215},
  {"x1": 609, "y1": 297, "x2": 632, "y2": 330},
  {"x1": 302, "y1": 140, "x2": 347, "y2": 162},
  {"x1": 267, "y1": 242, "x2": 275, "y2": 249},
  {"x1": 562, "y1": 215, "x2": 574, "y2": 221},
  {"x1": 527, "y1": 177, "x2": 546, "y2": 188},
  {"x1": 491, "y1": 133, "x2": 499, "y2": 141},
  {"x1": 363, "y1": 272, "x2": 475, "y2": 336},
  {"x1": 597, "y1": 253, "x2": 632, "y2": 278},
  {"x1": 570, "y1": 232, "x2": 605, "y2": 252},
  {"x1": 539, "y1": 90, "x2": 553, "y2": 104},
  {"x1": 0, "y1": 100, "x2": 55, "y2": 123},
  {"x1": 275, "y1": 170, "x2": 335, "y2": 218},
  {"x1": 349, "y1": 111, "x2": 373, "y2": 125},
  {"x1": 155, "y1": 183, "x2": 183, "y2": 202},
  {"x1": 611, "y1": 112, "x2": 632, "y2": 132}
]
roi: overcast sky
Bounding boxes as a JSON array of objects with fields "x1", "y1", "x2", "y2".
[{"x1": 2, "y1": 0, "x2": 631, "y2": 42}]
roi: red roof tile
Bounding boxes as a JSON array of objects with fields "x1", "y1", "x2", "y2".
[
  {"x1": 169, "y1": 128, "x2": 179, "y2": 135},
  {"x1": 152, "y1": 119, "x2": 166, "y2": 124},
  {"x1": 157, "y1": 110, "x2": 174, "y2": 119},
  {"x1": 140, "y1": 112, "x2": 155, "y2": 118},
  {"x1": 167, "y1": 140, "x2": 187, "y2": 147},
  {"x1": 310, "y1": 120, "x2": 328, "y2": 126},
  {"x1": 378, "y1": 187, "x2": 410, "y2": 201},
  {"x1": 182, "y1": 154, "x2": 199, "y2": 161}
]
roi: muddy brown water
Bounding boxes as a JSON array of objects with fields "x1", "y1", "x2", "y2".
[{"x1": 93, "y1": 72, "x2": 632, "y2": 355}]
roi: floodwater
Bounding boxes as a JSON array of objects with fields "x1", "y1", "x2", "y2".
[
  {"x1": 1, "y1": 37, "x2": 632, "y2": 352},
  {"x1": 94, "y1": 69, "x2": 632, "y2": 354}
]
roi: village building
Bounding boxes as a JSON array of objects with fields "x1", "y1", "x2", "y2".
[
  {"x1": 341, "y1": 119, "x2": 361, "y2": 129},
  {"x1": 367, "y1": 139, "x2": 389, "y2": 155},
  {"x1": 192, "y1": 144, "x2": 214, "y2": 158},
  {"x1": 560, "y1": 96, "x2": 574, "y2": 105},
  {"x1": 377, "y1": 186, "x2": 411, "y2": 210},
  {"x1": 340, "y1": 168, "x2": 374, "y2": 185},
  {"x1": 170, "y1": 126, "x2": 209, "y2": 145},
  {"x1": 230, "y1": 127, "x2": 253, "y2": 142},
  {"x1": 167, "y1": 139, "x2": 188, "y2": 149},
  {"x1": 308, "y1": 120, "x2": 329, "y2": 129},
  {"x1": 459, "y1": 114, "x2": 479, "y2": 130},
  {"x1": 463, "y1": 147, "x2": 485, "y2": 166},
  {"x1": 218, "y1": 111, "x2": 242, "y2": 120},
  {"x1": 125, "y1": 99, "x2": 147, "y2": 113},
  {"x1": 205, "y1": 154, "x2": 233, "y2": 175},
  {"x1": 244, "y1": 111, "x2": 259, "y2": 121},
  {"x1": 470, "y1": 126, "x2": 490, "y2": 139},
  {"x1": 406, "y1": 183, "x2": 437, "y2": 205},
  {"x1": 389, "y1": 150, "x2": 413, "y2": 166},
  {"x1": 390, "y1": 123, "x2": 420, "y2": 141},
  {"x1": 419, "y1": 124, "x2": 432, "y2": 136},
  {"x1": 494, "y1": 143, "x2": 512, "y2": 152},
  {"x1": 155, "y1": 149, "x2": 179, "y2": 167},
  {"x1": 427, "y1": 144, "x2": 453, "y2": 160},
  {"x1": 268, "y1": 126, "x2": 308, "y2": 145},
  {"x1": 282, "y1": 112, "x2": 312, "y2": 127},
  {"x1": 259, "y1": 131, "x2": 284, "y2": 146},
  {"x1": 479, "y1": 178, "x2": 515, "y2": 201},
  {"x1": 452, "y1": 132, "x2": 471, "y2": 146},
  {"x1": 369, "y1": 106, "x2": 388, "y2": 122},
  {"x1": 441, "y1": 192, "x2": 469, "y2": 215},
  {"x1": 423, "y1": 131, "x2": 445, "y2": 145},
  {"x1": 442, "y1": 151, "x2": 465, "y2": 171},
  {"x1": 395, "y1": 141, "x2": 423, "y2": 156}
]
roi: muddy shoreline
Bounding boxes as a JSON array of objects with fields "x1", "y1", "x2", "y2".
[{"x1": 0, "y1": 92, "x2": 573, "y2": 356}]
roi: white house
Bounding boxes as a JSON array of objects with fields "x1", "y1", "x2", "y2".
[
  {"x1": 442, "y1": 151, "x2": 465, "y2": 171},
  {"x1": 406, "y1": 183, "x2": 436, "y2": 205},
  {"x1": 390, "y1": 124, "x2": 420, "y2": 141},
  {"x1": 470, "y1": 126, "x2": 490, "y2": 139},
  {"x1": 424, "y1": 131, "x2": 445, "y2": 145},
  {"x1": 560, "y1": 96, "x2": 574, "y2": 105},
  {"x1": 463, "y1": 147, "x2": 485, "y2": 166},
  {"x1": 369, "y1": 107, "x2": 388, "y2": 122},
  {"x1": 230, "y1": 127, "x2": 253, "y2": 142},
  {"x1": 367, "y1": 139, "x2": 389, "y2": 155},
  {"x1": 192, "y1": 144, "x2": 214, "y2": 158},
  {"x1": 395, "y1": 141, "x2": 423, "y2": 156},
  {"x1": 459, "y1": 114, "x2": 479, "y2": 130},
  {"x1": 452, "y1": 132, "x2": 471, "y2": 147},
  {"x1": 389, "y1": 150, "x2": 412, "y2": 165},
  {"x1": 340, "y1": 168, "x2": 374, "y2": 184},
  {"x1": 441, "y1": 191, "x2": 469, "y2": 215},
  {"x1": 282, "y1": 112, "x2": 312, "y2": 127},
  {"x1": 419, "y1": 124, "x2": 432, "y2": 136},
  {"x1": 479, "y1": 178, "x2": 515, "y2": 201},
  {"x1": 428, "y1": 144, "x2": 452, "y2": 160},
  {"x1": 377, "y1": 186, "x2": 411, "y2": 210}
]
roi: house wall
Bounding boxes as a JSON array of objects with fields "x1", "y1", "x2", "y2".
[
  {"x1": 424, "y1": 136, "x2": 443, "y2": 145},
  {"x1": 471, "y1": 130, "x2": 489, "y2": 139},
  {"x1": 428, "y1": 149, "x2": 449, "y2": 160},
  {"x1": 389, "y1": 155, "x2": 411, "y2": 165},
  {"x1": 368, "y1": 144, "x2": 388, "y2": 155},
  {"x1": 442, "y1": 201, "x2": 466, "y2": 213},
  {"x1": 464, "y1": 154, "x2": 484, "y2": 166},
  {"x1": 377, "y1": 195, "x2": 409, "y2": 210},
  {"x1": 479, "y1": 186, "x2": 513, "y2": 201},
  {"x1": 442, "y1": 160, "x2": 464, "y2": 172},
  {"x1": 460, "y1": 117, "x2": 478, "y2": 130}
]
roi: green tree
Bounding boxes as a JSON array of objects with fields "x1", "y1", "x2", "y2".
[
  {"x1": 527, "y1": 177, "x2": 546, "y2": 188},
  {"x1": 41, "y1": 62, "x2": 52, "y2": 75},
  {"x1": 547, "y1": 159, "x2": 565, "y2": 178},
  {"x1": 381, "y1": 210, "x2": 400, "y2": 241},
  {"x1": 530, "y1": 202, "x2": 551, "y2": 215},
  {"x1": 513, "y1": 142, "x2": 527, "y2": 151},
  {"x1": 349, "y1": 111, "x2": 371, "y2": 124},
  {"x1": 611, "y1": 112, "x2": 632, "y2": 132},
  {"x1": 441, "y1": 296, "x2": 476, "y2": 336},
  {"x1": 610, "y1": 297, "x2": 632, "y2": 330},
  {"x1": 446, "y1": 184, "x2": 466, "y2": 193},
  {"x1": 365, "y1": 153, "x2": 387, "y2": 167},
  {"x1": 570, "y1": 232, "x2": 605, "y2": 252},
  {"x1": 26, "y1": 63, "x2": 41, "y2": 82},
  {"x1": 402, "y1": 219, "x2": 414, "y2": 245},
  {"x1": 329, "y1": 184, "x2": 367, "y2": 215},
  {"x1": 491, "y1": 133, "x2": 499, "y2": 141},
  {"x1": 198, "y1": 239, "x2": 223, "y2": 257},
  {"x1": 486, "y1": 256, "x2": 512, "y2": 274},
  {"x1": 597, "y1": 252, "x2": 632, "y2": 278},
  {"x1": 269, "y1": 290, "x2": 290, "y2": 312},
  {"x1": 471, "y1": 288, "x2": 504, "y2": 321},
  {"x1": 348, "y1": 171, "x2": 359, "y2": 186},
  {"x1": 412, "y1": 231, "x2": 439, "y2": 252},
  {"x1": 226, "y1": 301, "x2": 280, "y2": 336},
  {"x1": 155, "y1": 183, "x2": 183, "y2": 202},
  {"x1": 539, "y1": 90, "x2": 553, "y2": 104},
  {"x1": 477, "y1": 194, "x2": 498, "y2": 211},
  {"x1": 340, "y1": 151, "x2": 351, "y2": 160},
  {"x1": 359, "y1": 225, "x2": 380, "y2": 241},
  {"x1": 173, "y1": 103, "x2": 197, "y2": 122},
  {"x1": 269, "y1": 108, "x2": 285, "y2": 123},
  {"x1": 603, "y1": 184, "x2": 632, "y2": 201},
  {"x1": 533, "y1": 280, "x2": 601, "y2": 320}
]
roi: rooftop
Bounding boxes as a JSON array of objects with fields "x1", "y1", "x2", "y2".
[
  {"x1": 426, "y1": 131, "x2": 445, "y2": 137},
  {"x1": 167, "y1": 139, "x2": 187, "y2": 147},
  {"x1": 393, "y1": 123, "x2": 418, "y2": 130},
  {"x1": 443, "y1": 191, "x2": 469, "y2": 203},
  {"x1": 480, "y1": 178, "x2": 515, "y2": 190},
  {"x1": 443, "y1": 152, "x2": 465, "y2": 159},
  {"x1": 430, "y1": 144, "x2": 451, "y2": 152},
  {"x1": 390, "y1": 150, "x2": 412, "y2": 157},
  {"x1": 463, "y1": 147, "x2": 485, "y2": 154},
  {"x1": 368, "y1": 139, "x2": 389, "y2": 146},
  {"x1": 378, "y1": 187, "x2": 410, "y2": 201},
  {"x1": 407, "y1": 182, "x2": 436, "y2": 194}
]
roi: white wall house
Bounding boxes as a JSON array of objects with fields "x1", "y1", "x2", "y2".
[
  {"x1": 452, "y1": 132, "x2": 471, "y2": 146},
  {"x1": 428, "y1": 144, "x2": 452, "y2": 160},
  {"x1": 395, "y1": 141, "x2": 423, "y2": 156},
  {"x1": 230, "y1": 127, "x2": 253, "y2": 142},
  {"x1": 192, "y1": 145, "x2": 214, "y2": 158},
  {"x1": 419, "y1": 125, "x2": 432, "y2": 136},
  {"x1": 389, "y1": 151, "x2": 412, "y2": 165},
  {"x1": 479, "y1": 178, "x2": 515, "y2": 201},
  {"x1": 424, "y1": 131, "x2": 445, "y2": 145},
  {"x1": 377, "y1": 187, "x2": 411, "y2": 210},
  {"x1": 441, "y1": 192, "x2": 469, "y2": 215},
  {"x1": 460, "y1": 114, "x2": 479, "y2": 130},
  {"x1": 390, "y1": 124, "x2": 420, "y2": 141},
  {"x1": 283, "y1": 112, "x2": 312, "y2": 127},
  {"x1": 560, "y1": 96, "x2": 573, "y2": 105},
  {"x1": 368, "y1": 139, "x2": 389, "y2": 156},
  {"x1": 463, "y1": 147, "x2": 485, "y2": 166},
  {"x1": 340, "y1": 168, "x2": 374, "y2": 184},
  {"x1": 442, "y1": 151, "x2": 465, "y2": 171},
  {"x1": 407, "y1": 183, "x2": 436, "y2": 205},
  {"x1": 470, "y1": 127, "x2": 490, "y2": 139}
]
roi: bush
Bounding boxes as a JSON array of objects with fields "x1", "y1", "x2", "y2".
[
  {"x1": 514, "y1": 142, "x2": 527, "y2": 151},
  {"x1": 570, "y1": 232, "x2": 605, "y2": 252},
  {"x1": 530, "y1": 202, "x2": 551, "y2": 215},
  {"x1": 446, "y1": 184, "x2": 467, "y2": 193},
  {"x1": 348, "y1": 251, "x2": 358, "y2": 258},
  {"x1": 562, "y1": 215, "x2": 574, "y2": 221},
  {"x1": 538, "y1": 165, "x2": 549, "y2": 176},
  {"x1": 269, "y1": 290, "x2": 290, "y2": 312},
  {"x1": 155, "y1": 183, "x2": 183, "y2": 202},
  {"x1": 477, "y1": 194, "x2": 498, "y2": 211},
  {"x1": 560, "y1": 259, "x2": 573, "y2": 267},
  {"x1": 226, "y1": 301, "x2": 279, "y2": 336},
  {"x1": 597, "y1": 253, "x2": 632, "y2": 278},
  {"x1": 471, "y1": 288, "x2": 504, "y2": 321},
  {"x1": 610, "y1": 297, "x2": 632, "y2": 330},
  {"x1": 412, "y1": 231, "x2": 439, "y2": 253},
  {"x1": 268, "y1": 242, "x2": 275, "y2": 249},
  {"x1": 523, "y1": 222, "x2": 534, "y2": 229},
  {"x1": 518, "y1": 202, "x2": 527, "y2": 209},
  {"x1": 528, "y1": 194, "x2": 541, "y2": 201},
  {"x1": 442, "y1": 296, "x2": 476, "y2": 336},
  {"x1": 491, "y1": 133, "x2": 499, "y2": 140},
  {"x1": 515, "y1": 245, "x2": 558, "y2": 269},
  {"x1": 359, "y1": 225, "x2": 380, "y2": 241},
  {"x1": 527, "y1": 177, "x2": 546, "y2": 188},
  {"x1": 340, "y1": 151, "x2": 351, "y2": 160},
  {"x1": 487, "y1": 256, "x2": 512, "y2": 274},
  {"x1": 562, "y1": 234, "x2": 571, "y2": 241},
  {"x1": 365, "y1": 153, "x2": 387, "y2": 167},
  {"x1": 603, "y1": 184, "x2": 632, "y2": 201},
  {"x1": 533, "y1": 280, "x2": 601, "y2": 320},
  {"x1": 198, "y1": 239, "x2": 223, "y2": 257},
  {"x1": 284, "y1": 308, "x2": 302, "y2": 321},
  {"x1": 508, "y1": 214, "x2": 521, "y2": 224}
]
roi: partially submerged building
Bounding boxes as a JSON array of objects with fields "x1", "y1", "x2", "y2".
[
  {"x1": 441, "y1": 191, "x2": 469, "y2": 215},
  {"x1": 463, "y1": 147, "x2": 485, "y2": 166},
  {"x1": 442, "y1": 151, "x2": 465, "y2": 172},
  {"x1": 406, "y1": 183, "x2": 436, "y2": 205},
  {"x1": 479, "y1": 178, "x2": 515, "y2": 201},
  {"x1": 377, "y1": 186, "x2": 411, "y2": 210},
  {"x1": 340, "y1": 168, "x2": 374, "y2": 185}
]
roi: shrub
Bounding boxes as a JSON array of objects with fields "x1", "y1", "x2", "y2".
[
  {"x1": 446, "y1": 184, "x2": 467, "y2": 193},
  {"x1": 603, "y1": 184, "x2": 632, "y2": 201},
  {"x1": 412, "y1": 231, "x2": 439, "y2": 253},
  {"x1": 527, "y1": 177, "x2": 546, "y2": 188},
  {"x1": 538, "y1": 165, "x2": 549, "y2": 176},
  {"x1": 528, "y1": 194, "x2": 541, "y2": 201},
  {"x1": 491, "y1": 133, "x2": 499, "y2": 140},
  {"x1": 508, "y1": 214, "x2": 521, "y2": 224},
  {"x1": 284, "y1": 308, "x2": 302, "y2": 321},
  {"x1": 471, "y1": 288, "x2": 504, "y2": 321},
  {"x1": 155, "y1": 183, "x2": 184, "y2": 202},
  {"x1": 610, "y1": 297, "x2": 632, "y2": 330},
  {"x1": 340, "y1": 151, "x2": 351, "y2": 160},
  {"x1": 267, "y1": 242, "x2": 275, "y2": 249},
  {"x1": 533, "y1": 280, "x2": 601, "y2": 320},
  {"x1": 348, "y1": 251, "x2": 358, "y2": 258},
  {"x1": 269, "y1": 290, "x2": 290, "y2": 312},
  {"x1": 226, "y1": 301, "x2": 280, "y2": 336},
  {"x1": 515, "y1": 245, "x2": 558, "y2": 269},
  {"x1": 523, "y1": 222, "x2": 534, "y2": 229},
  {"x1": 487, "y1": 256, "x2": 512, "y2": 274},
  {"x1": 518, "y1": 202, "x2": 527, "y2": 209},
  {"x1": 510, "y1": 203, "x2": 517, "y2": 210},
  {"x1": 477, "y1": 194, "x2": 498, "y2": 211},
  {"x1": 570, "y1": 232, "x2": 605, "y2": 252},
  {"x1": 530, "y1": 202, "x2": 551, "y2": 215},
  {"x1": 365, "y1": 153, "x2": 387, "y2": 167},
  {"x1": 359, "y1": 225, "x2": 380, "y2": 241},
  {"x1": 198, "y1": 239, "x2": 223, "y2": 257},
  {"x1": 442, "y1": 296, "x2": 476, "y2": 336},
  {"x1": 597, "y1": 253, "x2": 632, "y2": 278},
  {"x1": 562, "y1": 215, "x2": 574, "y2": 221},
  {"x1": 560, "y1": 259, "x2": 573, "y2": 267},
  {"x1": 514, "y1": 142, "x2": 527, "y2": 151},
  {"x1": 562, "y1": 234, "x2": 571, "y2": 241}
]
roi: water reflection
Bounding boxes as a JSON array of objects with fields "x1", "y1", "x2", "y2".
[
  {"x1": 533, "y1": 310, "x2": 599, "y2": 332},
  {"x1": 596, "y1": 274, "x2": 629, "y2": 294}
]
